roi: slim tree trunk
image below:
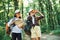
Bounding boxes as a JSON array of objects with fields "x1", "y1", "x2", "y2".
[{"x1": 14, "y1": 0, "x2": 18, "y2": 10}]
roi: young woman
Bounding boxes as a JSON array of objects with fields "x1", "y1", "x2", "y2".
[
  {"x1": 6, "y1": 10, "x2": 23, "y2": 40},
  {"x1": 27, "y1": 9, "x2": 44, "y2": 40}
]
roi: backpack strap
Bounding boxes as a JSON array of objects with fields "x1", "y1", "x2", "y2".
[{"x1": 10, "y1": 17, "x2": 16, "y2": 27}]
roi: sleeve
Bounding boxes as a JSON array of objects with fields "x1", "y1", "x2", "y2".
[
  {"x1": 27, "y1": 16, "x2": 32, "y2": 20},
  {"x1": 26, "y1": 16, "x2": 31, "y2": 24},
  {"x1": 8, "y1": 19, "x2": 13, "y2": 27},
  {"x1": 37, "y1": 16, "x2": 44, "y2": 20}
]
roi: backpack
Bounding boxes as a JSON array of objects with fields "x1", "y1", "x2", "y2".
[{"x1": 24, "y1": 20, "x2": 32, "y2": 36}]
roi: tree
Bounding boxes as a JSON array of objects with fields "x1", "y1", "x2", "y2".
[{"x1": 13, "y1": 0, "x2": 18, "y2": 10}]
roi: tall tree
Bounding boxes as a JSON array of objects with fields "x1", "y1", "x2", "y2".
[{"x1": 14, "y1": 0, "x2": 18, "y2": 10}]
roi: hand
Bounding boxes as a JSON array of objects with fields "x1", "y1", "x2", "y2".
[
  {"x1": 34, "y1": 10, "x2": 39, "y2": 13},
  {"x1": 31, "y1": 10, "x2": 39, "y2": 14},
  {"x1": 35, "y1": 10, "x2": 39, "y2": 13}
]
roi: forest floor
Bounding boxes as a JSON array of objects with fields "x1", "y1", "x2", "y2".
[{"x1": 23, "y1": 34, "x2": 60, "y2": 40}]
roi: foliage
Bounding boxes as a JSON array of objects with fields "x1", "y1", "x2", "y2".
[
  {"x1": 0, "y1": 0, "x2": 60, "y2": 40},
  {"x1": 50, "y1": 29, "x2": 60, "y2": 36},
  {"x1": 0, "y1": 26, "x2": 5, "y2": 40}
]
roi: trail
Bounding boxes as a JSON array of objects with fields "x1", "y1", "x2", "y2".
[{"x1": 23, "y1": 34, "x2": 60, "y2": 40}]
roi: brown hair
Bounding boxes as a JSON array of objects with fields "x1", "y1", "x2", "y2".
[{"x1": 14, "y1": 14, "x2": 21, "y2": 18}]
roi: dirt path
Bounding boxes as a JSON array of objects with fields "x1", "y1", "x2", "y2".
[
  {"x1": 22, "y1": 33, "x2": 60, "y2": 40},
  {"x1": 41, "y1": 34, "x2": 60, "y2": 40}
]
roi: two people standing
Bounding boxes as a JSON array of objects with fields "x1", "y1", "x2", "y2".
[{"x1": 6, "y1": 9, "x2": 44, "y2": 40}]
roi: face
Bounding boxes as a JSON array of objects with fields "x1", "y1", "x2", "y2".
[
  {"x1": 16, "y1": 12, "x2": 21, "y2": 18},
  {"x1": 30, "y1": 11, "x2": 35, "y2": 16},
  {"x1": 31, "y1": 12, "x2": 35, "y2": 16}
]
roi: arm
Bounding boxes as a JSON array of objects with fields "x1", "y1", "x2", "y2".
[
  {"x1": 38, "y1": 11, "x2": 44, "y2": 19},
  {"x1": 39, "y1": 11, "x2": 44, "y2": 17},
  {"x1": 5, "y1": 19, "x2": 13, "y2": 34},
  {"x1": 6, "y1": 23, "x2": 9, "y2": 33},
  {"x1": 35, "y1": 10, "x2": 44, "y2": 20},
  {"x1": 34, "y1": 10, "x2": 44, "y2": 18},
  {"x1": 6, "y1": 23, "x2": 10, "y2": 34}
]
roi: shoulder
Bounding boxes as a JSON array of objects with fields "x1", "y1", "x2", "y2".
[
  {"x1": 27, "y1": 16, "x2": 32, "y2": 20},
  {"x1": 9, "y1": 19, "x2": 13, "y2": 22},
  {"x1": 8, "y1": 18, "x2": 15, "y2": 22},
  {"x1": 27, "y1": 16, "x2": 32, "y2": 19}
]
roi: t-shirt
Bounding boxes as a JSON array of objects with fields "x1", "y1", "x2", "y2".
[{"x1": 8, "y1": 17, "x2": 22, "y2": 33}]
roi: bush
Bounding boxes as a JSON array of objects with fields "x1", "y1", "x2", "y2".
[
  {"x1": 50, "y1": 29, "x2": 60, "y2": 36},
  {"x1": 0, "y1": 26, "x2": 5, "y2": 40}
]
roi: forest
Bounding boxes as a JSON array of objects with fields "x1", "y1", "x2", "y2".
[{"x1": 0, "y1": 0, "x2": 60, "y2": 40}]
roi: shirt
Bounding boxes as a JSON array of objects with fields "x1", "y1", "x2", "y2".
[
  {"x1": 8, "y1": 17, "x2": 22, "y2": 33},
  {"x1": 27, "y1": 15, "x2": 44, "y2": 26},
  {"x1": 32, "y1": 16, "x2": 35, "y2": 24}
]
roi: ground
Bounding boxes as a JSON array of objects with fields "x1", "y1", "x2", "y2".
[
  {"x1": 41, "y1": 34, "x2": 60, "y2": 40},
  {"x1": 22, "y1": 33, "x2": 60, "y2": 40}
]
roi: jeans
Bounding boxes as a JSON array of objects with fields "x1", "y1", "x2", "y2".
[{"x1": 12, "y1": 33, "x2": 22, "y2": 40}]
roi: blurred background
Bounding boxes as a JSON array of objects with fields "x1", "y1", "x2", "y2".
[{"x1": 0, "y1": 0, "x2": 60, "y2": 40}]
